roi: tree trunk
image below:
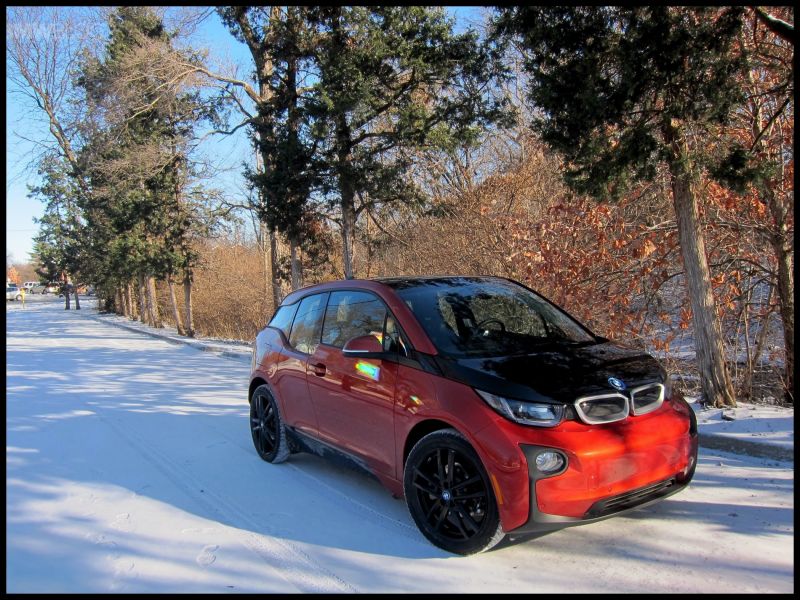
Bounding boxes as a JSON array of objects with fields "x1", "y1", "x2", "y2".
[
  {"x1": 772, "y1": 234, "x2": 794, "y2": 404},
  {"x1": 126, "y1": 283, "x2": 135, "y2": 320},
  {"x1": 337, "y1": 155, "x2": 357, "y2": 280},
  {"x1": 365, "y1": 204, "x2": 371, "y2": 279},
  {"x1": 122, "y1": 287, "x2": 129, "y2": 317},
  {"x1": 116, "y1": 288, "x2": 124, "y2": 316},
  {"x1": 241, "y1": 5, "x2": 281, "y2": 310},
  {"x1": 667, "y1": 138, "x2": 736, "y2": 407},
  {"x1": 285, "y1": 40, "x2": 304, "y2": 292},
  {"x1": 183, "y1": 271, "x2": 195, "y2": 338},
  {"x1": 340, "y1": 189, "x2": 356, "y2": 279},
  {"x1": 741, "y1": 286, "x2": 775, "y2": 401},
  {"x1": 138, "y1": 275, "x2": 147, "y2": 324},
  {"x1": 147, "y1": 276, "x2": 161, "y2": 328},
  {"x1": 763, "y1": 184, "x2": 794, "y2": 404},
  {"x1": 73, "y1": 288, "x2": 80, "y2": 310},
  {"x1": 746, "y1": 67, "x2": 794, "y2": 405},
  {"x1": 122, "y1": 284, "x2": 129, "y2": 317},
  {"x1": 290, "y1": 235, "x2": 302, "y2": 290},
  {"x1": 335, "y1": 104, "x2": 356, "y2": 280},
  {"x1": 269, "y1": 228, "x2": 282, "y2": 307},
  {"x1": 259, "y1": 220, "x2": 271, "y2": 304},
  {"x1": 167, "y1": 274, "x2": 185, "y2": 336}
]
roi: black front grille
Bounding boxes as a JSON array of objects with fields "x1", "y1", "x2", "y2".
[{"x1": 584, "y1": 477, "x2": 677, "y2": 519}]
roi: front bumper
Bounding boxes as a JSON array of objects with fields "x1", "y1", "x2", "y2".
[
  {"x1": 470, "y1": 394, "x2": 699, "y2": 534},
  {"x1": 509, "y1": 435, "x2": 698, "y2": 535}
]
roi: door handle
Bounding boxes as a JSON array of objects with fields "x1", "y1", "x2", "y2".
[{"x1": 312, "y1": 363, "x2": 327, "y2": 377}]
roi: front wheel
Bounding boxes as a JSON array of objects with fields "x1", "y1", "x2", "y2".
[
  {"x1": 404, "y1": 429, "x2": 505, "y2": 555},
  {"x1": 250, "y1": 385, "x2": 290, "y2": 463}
]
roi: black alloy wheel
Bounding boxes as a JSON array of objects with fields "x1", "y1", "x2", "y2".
[
  {"x1": 250, "y1": 385, "x2": 289, "y2": 463},
  {"x1": 404, "y1": 429, "x2": 504, "y2": 555}
]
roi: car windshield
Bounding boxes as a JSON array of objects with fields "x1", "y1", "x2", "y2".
[{"x1": 391, "y1": 278, "x2": 596, "y2": 358}]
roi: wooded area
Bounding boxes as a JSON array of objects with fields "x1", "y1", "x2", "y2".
[{"x1": 7, "y1": 6, "x2": 794, "y2": 407}]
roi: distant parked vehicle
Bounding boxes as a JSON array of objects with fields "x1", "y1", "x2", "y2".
[
  {"x1": 22, "y1": 281, "x2": 38, "y2": 291},
  {"x1": 44, "y1": 284, "x2": 59, "y2": 294},
  {"x1": 6, "y1": 286, "x2": 23, "y2": 301},
  {"x1": 31, "y1": 285, "x2": 47, "y2": 295}
]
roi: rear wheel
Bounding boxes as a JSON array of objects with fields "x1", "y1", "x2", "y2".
[
  {"x1": 404, "y1": 429, "x2": 505, "y2": 555},
  {"x1": 250, "y1": 385, "x2": 290, "y2": 463}
]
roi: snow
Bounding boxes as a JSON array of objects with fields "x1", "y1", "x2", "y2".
[
  {"x1": 691, "y1": 400, "x2": 794, "y2": 450},
  {"x1": 6, "y1": 297, "x2": 795, "y2": 592}
]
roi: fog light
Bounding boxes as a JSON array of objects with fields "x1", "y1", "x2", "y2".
[{"x1": 535, "y1": 451, "x2": 565, "y2": 474}]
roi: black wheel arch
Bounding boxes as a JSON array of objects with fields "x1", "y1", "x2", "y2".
[
  {"x1": 249, "y1": 376, "x2": 268, "y2": 404},
  {"x1": 403, "y1": 419, "x2": 468, "y2": 467}
]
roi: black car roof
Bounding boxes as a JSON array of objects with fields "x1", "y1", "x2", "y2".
[{"x1": 375, "y1": 275, "x2": 506, "y2": 290}]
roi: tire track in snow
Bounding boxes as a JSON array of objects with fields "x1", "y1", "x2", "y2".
[
  {"x1": 286, "y1": 462, "x2": 422, "y2": 539},
  {"x1": 194, "y1": 417, "x2": 425, "y2": 545},
  {"x1": 78, "y1": 309, "x2": 425, "y2": 551},
  {"x1": 95, "y1": 412, "x2": 358, "y2": 593}
]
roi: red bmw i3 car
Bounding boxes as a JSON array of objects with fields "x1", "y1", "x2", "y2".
[{"x1": 248, "y1": 276, "x2": 698, "y2": 554}]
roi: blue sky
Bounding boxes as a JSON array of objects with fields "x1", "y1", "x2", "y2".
[{"x1": 5, "y1": 6, "x2": 484, "y2": 265}]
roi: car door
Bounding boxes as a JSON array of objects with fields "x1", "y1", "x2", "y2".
[
  {"x1": 274, "y1": 292, "x2": 329, "y2": 437},
  {"x1": 305, "y1": 290, "x2": 398, "y2": 477}
]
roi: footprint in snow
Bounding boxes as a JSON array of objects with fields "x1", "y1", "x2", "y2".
[
  {"x1": 86, "y1": 532, "x2": 118, "y2": 551},
  {"x1": 181, "y1": 527, "x2": 218, "y2": 534},
  {"x1": 110, "y1": 512, "x2": 133, "y2": 532},
  {"x1": 196, "y1": 544, "x2": 219, "y2": 567}
]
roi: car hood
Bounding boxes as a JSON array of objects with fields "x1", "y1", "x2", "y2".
[{"x1": 435, "y1": 341, "x2": 664, "y2": 404}]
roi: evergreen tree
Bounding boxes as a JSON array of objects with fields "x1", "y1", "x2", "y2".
[
  {"x1": 223, "y1": 6, "x2": 318, "y2": 291},
  {"x1": 217, "y1": 6, "x2": 286, "y2": 305},
  {"x1": 309, "y1": 7, "x2": 512, "y2": 278},
  {"x1": 495, "y1": 6, "x2": 747, "y2": 407},
  {"x1": 28, "y1": 154, "x2": 84, "y2": 309},
  {"x1": 78, "y1": 6, "x2": 216, "y2": 331}
]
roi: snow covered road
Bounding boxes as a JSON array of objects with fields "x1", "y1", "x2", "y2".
[{"x1": 6, "y1": 300, "x2": 794, "y2": 592}]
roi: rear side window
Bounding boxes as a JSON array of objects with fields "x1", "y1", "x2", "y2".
[
  {"x1": 268, "y1": 303, "x2": 298, "y2": 339},
  {"x1": 289, "y1": 293, "x2": 328, "y2": 354},
  {"x1": 322, "y1": 291, "x2": 387, "y2": 348}
]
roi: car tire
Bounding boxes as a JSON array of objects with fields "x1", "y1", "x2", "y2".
[
  {"x1": 404, "y1": 428, "x2": 505, "y2": 555},
  {"x1": 250, "y1": 384, "x2": 290, "y2": 464},
  {"x1": 15, "y1": 295, "x2": 22, "y2": 301}
]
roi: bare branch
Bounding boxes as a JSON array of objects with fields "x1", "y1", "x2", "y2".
[{"x1": 752, "y1": 6, "x2": 795, "y2": 45}]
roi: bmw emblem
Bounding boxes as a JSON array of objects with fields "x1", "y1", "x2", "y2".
[{"x1": 608, "y1": 377, "x2": 626, "y2": 391}]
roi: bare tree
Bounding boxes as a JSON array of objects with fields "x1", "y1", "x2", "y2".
[
  {"x1": 7, "y1": 7, "x2": 101, "y2": 188},
  {"x1": 7, "y1": 7, "x2": 102, "y2": 309}
]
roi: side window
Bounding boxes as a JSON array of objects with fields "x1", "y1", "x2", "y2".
[
  {"x1": 383, "y1": 313, "x2": 409, "y2": 357},
  {"x1": 268, "y1": 303, "x2": 298, "y2": 339},
  {"x1": 288, "y1": 293, "x2": 328, "y2": 354},
  {"x1": 322, "y1": 291, "x2": 387, "y2": 348}
]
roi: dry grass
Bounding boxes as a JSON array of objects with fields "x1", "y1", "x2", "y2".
[{"x1": 154, "y1": 241, "x2": 274, "y2": 341}]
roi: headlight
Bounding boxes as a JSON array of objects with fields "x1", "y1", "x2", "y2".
[{"x1": 476, "y1": 390, "x2": 564, "y2": 427}]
